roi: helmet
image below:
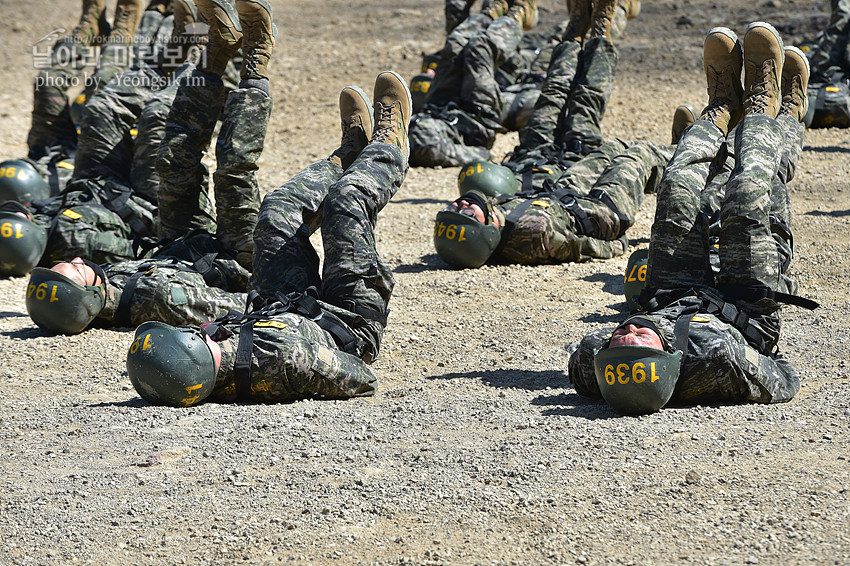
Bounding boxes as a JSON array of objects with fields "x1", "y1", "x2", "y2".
[
  {"x1": 0, "y1": 159, "x2": 50, "y2": 204},
  {"x1": 501, "y1": 89, "x2": 538, "y2": 131},
  {"x1": 623, "y1": 248, "x2": 649, "y2": 311},
  {"x1": 593, "y1": 344, "x2": 683, "y2": 415},
  {"x1": 69, "y1": 93, "x2": 87, "y2": 133},
  {"x1": 126, "y1": 321, "x2": 217, "y2": 407},
  {"x1": 434, "y1": 209, "x2": 501, "y2": 269},
  {"x1": 0, "y1": 207, "x2": 48, "y2": 277},
  {"x1": 409, "y1": 72, "x2": 433, "y2": 113},
  {"x1": 26, "y1": 261, "x2": 107, "y2": 334},
  {"x1": 457, "y1": 160, "x2": 519, "y2": 198}
]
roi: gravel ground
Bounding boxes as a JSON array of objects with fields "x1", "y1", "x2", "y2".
[{"x1": 0, "y1": 0, "x2": 848, "y2": 564}]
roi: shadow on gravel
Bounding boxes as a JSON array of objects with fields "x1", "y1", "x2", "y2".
[
  {"x1": 391, "y1": 197, "x2": 446, "y2": 205},
  {"x1": 803, "y1": 145, "x2": 850, "y2": 154},
  {"x1": 394, "y1": 253, "x2": 445, "y2": 273},
  {"x1": 804, "y1": 209, "x2": 850, "y2": 217},
  {"x1": 578, "y1": 309, "x2": 625, "y2": 324},
  {"x1": 90, "y1": 398, "x2": 149, "y2": 408},
  {"x1": 1, "y1": 327, "x2": 44, "y2": 339},
  {"x1": 429, "y1": 368, "x2": 567, "y2": 390},
  {"x1": 531, "y1": 391, "x2": 617, "y2": 420},
  {"x1": 0, "y1": 311, "x2": 28, "y2": 318},
  {"x1": 580, "y1": 272, "x2": 621, "y2": 296}
]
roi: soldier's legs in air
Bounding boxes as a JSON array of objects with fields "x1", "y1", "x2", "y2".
[
  {"x1": 647, "y1": 27, "x2": 743, "y2": 291},
  {"x1": 251, "y1": 86, "x2": 374, "y2": 296},
  {"x1": 556, "y1": 138, "x2": 628, "y2": 194},
  {"x1": 28, "y1": 66, "x2": 80, "y2": 157},
  {"x1": 458, "y1": 15, "x2": 525, "y2": 134},
  {"x1": 518, "y1": 39, "x2": 582, "y2": 150},
  {"x1": 86, "y1": 0, "x2": 150, "y2": 99},
  {"x1": 426, "y1": 14, "x2": 493, "y2": 109},
  {"x1": 321, "y1": 72, "x2": 411, "y2": 363},
  {"x1": 445, "y1": 0, "x2": 477, "y2": 33},
  {"x1": 717, "y1": 23, "x2": 786, "y2": 294},
  {"x1": 73, "y1": 65, "x2": 163, "y2": 185}
]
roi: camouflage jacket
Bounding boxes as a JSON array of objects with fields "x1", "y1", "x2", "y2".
[
  {"x1": 568, "y1": 294, "x2": 799, "y2": 406},
  {"x1": 98, "y1": 257, "x2": 247, "y2": 328}
]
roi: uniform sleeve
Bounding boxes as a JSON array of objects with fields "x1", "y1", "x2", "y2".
[{"x1": 567, "y1": 327, "x2": 613, "y2": 397}]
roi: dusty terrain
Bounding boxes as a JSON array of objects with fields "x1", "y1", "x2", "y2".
[{"x1": 0, "y1": 0, "x2": 848, "y2": 564}]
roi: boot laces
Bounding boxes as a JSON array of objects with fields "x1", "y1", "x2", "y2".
[
  {"x1": 747, "y1": 60, "x2": 775, "y2": 113},
  {"x1": 372, "y1": 102, "x2": 397, "y2": 144},
  {"x1": 781, "y1": 75, "x2": 803, "y2": 114}
]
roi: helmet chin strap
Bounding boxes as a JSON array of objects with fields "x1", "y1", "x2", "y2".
[{"x1": 457, "y1": 191, "x2": 491, "y2": 225}]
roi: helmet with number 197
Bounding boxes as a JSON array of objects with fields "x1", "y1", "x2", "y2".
[
  {"x1": 623, "y1": 248, "x2": 649, "y2": 311},
  {"x1": 0, "y1": 159, "x2": 50, "y2": 204},
  {"x1": 126, "y1": 321, "x2": 217, "y2": 407}
]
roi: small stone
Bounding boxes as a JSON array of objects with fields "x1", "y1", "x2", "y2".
[{"x1": 685, "y1": 470, "x2": 701, "y2": 484}]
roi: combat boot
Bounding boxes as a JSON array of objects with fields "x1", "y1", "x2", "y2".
[
  {"x1": 481, "y1": 0, "x2": 509, "y2": 20},
  {"x1": 671, "y1": 104, "x2": 697, "y2": 144},
  {"x1": 620, "y1": 0, "x2": 641, "y2": 20},
  {"x1": 742, "y1": 22, "x2": 784, "y2": 117},
  {"x1": 699, "y1": 27, "x2": 743, "y2": 135},
  {"x1": 195, "y1": 0, "x2": 243, "y2": 76},
  {"x1": 779, "y1": 46, "x2": 810, "y2": 121},
  {"x1": 161, "y1": 0, "x2": 206, "y2": 74},
  {"x1": 108, "y1": 0, "x2": 145, "y2": 44},
  {"x1": 70, "y1": 0, "x2": 109, "y2": 45},
  {"x1": 564, "y1": 0, "x2": 591, "y2": 43},
  {"x1": 329, "y1": 87, "x2": 374, "y2": 170},
  {"x1": 507, "y1": 0, "x2": 538, "y2": 31},
  {"x1": 236, "y1": 0, "x2": 276, "y2": 81},
  {"x1": 590, "y1": 0, "x2": 618, "y2": 40},
  {"x1": 371, "y1": 71, "x2": 412, "y2": 159}
]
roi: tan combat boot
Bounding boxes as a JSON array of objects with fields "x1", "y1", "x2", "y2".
[
  {"x1": 507, "y1": 0, "x2": 538, "y2": 31},
  {"x1": 742, "y1": 22, "x2": 784, "y2": 118},
  {"x1": 620, "y1": 0, "x2": 641, "y2": 20},
  {"x1": 236, "y1": 0, "x2": 276, "y2": 81},
  {"x1": 481, "y1": 0, "x2": 509, "y2": 20},
  {"x1": 699, "y1": 27, "x2": 744, "y2": 135},
  {"x1": 70, "y1": 0, "x2": 109, "y2": 45},
  {"x1": 671, "y1": 104, "x2": 697, "y2": 144},
  {"x1": 109, "y1": 0, "x2": 145, "y2": 44},
  {"x1": 371, "y1": 71, "x2": 412, "y2": 159},
  {"x1": 329, "y1": 87, "x2": 374, "y2": 170},
  {"x1": 564, "y1": 0, "x2": 591, "y2": 43},
  {"x1": 591, "y1": 0, "x2": 618, "y2": 39},
  {"x1": 195, "y1": 0, "x2": 243, "y2": 76},
  {"x1": 779, "y1": 46, "x2": 810, "y2": 121},
  {"x1": 161, "y1": 0, "x2": 206, "y2": 74}
]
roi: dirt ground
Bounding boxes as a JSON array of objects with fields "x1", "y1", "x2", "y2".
[{"x1": 0, "y1": 0, "x2": 848, "y2": 565}]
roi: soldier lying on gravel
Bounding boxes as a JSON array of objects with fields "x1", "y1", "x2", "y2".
[
  {"x1": 432, "y1": 0, "x2": 672, "y2": 269},
  {"x1": 24, "y1": 230, "x2": 248, "y2": 335},
  {"x1": 125, "y1": 71, "x2": 411, "y2": 407},
  {"x1": 410, "y1": 0, "x2": 639, "y2": 167},
  {"x1": 568, "y1": 23, "x2": 819, "y2": 414}
]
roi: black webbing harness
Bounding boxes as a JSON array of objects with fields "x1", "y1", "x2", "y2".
[
  {"x1": 638, "y1": 285, "x2": 819, "y2": 356},
  {"x1": 202, "y1": 289, "x2": 380, "y2": 399}
]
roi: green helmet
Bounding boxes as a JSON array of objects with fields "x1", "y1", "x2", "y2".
[
  {"x1": 0, "y1": 159, "x2": 50, "y2": 204},
  {"x1": 501, "y1": 89, "x2": 538, "y2": 131},
  {"x1": 623, "y1": 248, "x2": 649, "y2": 311},
  {"x1": 593, "y1": 344, "x2": 683, "y2": 415},
  {"x1": 0, "y1": 208, "x2": 48, "y2": 277},
  {"x1": 126, "y1": 321, "x2": 217, "y2": 407},
  {"x1": 26, "y1": 261, "x2": 107, "y2": 334},
  {"x1": 434, "y1": 208, "x2": 501, "y2": 269},
  {"x1": 409, "y1": 72, "x2": 433, "y2": 113},
  {"x1": 457, "y1": 160, "x2": 519, "y2": 198}
]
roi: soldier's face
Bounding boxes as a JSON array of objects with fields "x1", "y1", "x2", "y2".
[
  {"x1": 446, "y1": 199, "x2": 487, "y2": 224},
  {"x1": 52, "y1": 257, "x2": 100, "y2": 287},
  {"x1": 609, "y1": 323, "x2": 663, "y2": 349}
]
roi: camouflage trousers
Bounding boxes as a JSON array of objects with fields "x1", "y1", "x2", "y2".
[
  {"x1": 98, "y1": 257, "x2": 247, "y2": 328},
  {"x1": 493, "y1": 138, "x2": 672, "y2": 264},
  {"x1": 27, "y1": 9, "x2": 170, "y2": 156},
  {"x1": 74, "y1": 62, "x2": 186, "y2": 204},
  {"x1": 157, "y1": 69, "x2": 271, "y2": 258},
  {"x1": 445, "y1": 0, "x2": 476, "y2": 33},
  {"x1": 251, "y1": 143, "x2": 408, "y2": 362},
  {"x1": 519, "y1": 36, "x2": 618, "y2": 153},
  {"x1": 807, "y1": 0, "x2": 850, "y2": 80},
  {"x1": 647, "y1": 114, "x2": 803, "y2": 294}
]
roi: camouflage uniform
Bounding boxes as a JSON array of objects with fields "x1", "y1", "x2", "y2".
[
  {"x1": 480, "y1": 138, "x2": 671, "y2": 264},
  {"x1": 202, "y1": 142, "x2": 407, "y2": 403},
  {"x1": 27, "y1": 8, "x2": 171, "y2": 158},
  {"x1": 95, "y1": 256, "x2": 247, "y2": 328},
  {"x1": 568, "y1": 114, "x2": 806, "y2": 405},
  {"x1": 806, "y1": 0, "x2": 850, "y2": 81},
  {"x1": 156, "y1": 69, "x2": 272, "y2": 257},
  {"x1": 445, "y1": 0, "x2": 476, "y2": 33}
]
